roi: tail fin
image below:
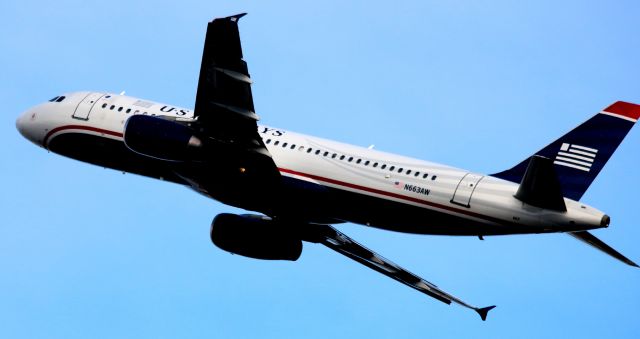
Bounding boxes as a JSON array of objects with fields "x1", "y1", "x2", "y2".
[{"x1": 492, "y1": 101, "x2": 640, "y2": 200}]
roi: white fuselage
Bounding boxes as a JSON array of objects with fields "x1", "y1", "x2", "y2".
[{"x1": 17, "y1": 92, "x2": 606, "y2": 236}]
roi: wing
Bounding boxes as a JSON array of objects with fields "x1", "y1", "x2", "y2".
[
  {"x1": 300, "y1": 224, "x2": 496, "y2": 321},
  {"x1": 197, "y1": 15, "x2": 494, "y2": 320},
  {"x1": 194, "y1": 14, "x2": 279, "y2": 180}
]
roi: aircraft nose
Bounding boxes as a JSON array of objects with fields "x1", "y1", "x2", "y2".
[
  {"x1": 16, "y1": 112, "x2": 29, "y2": 138},
  {"x1": 16, "y1": 110, "x2": 40, "y2": 145}
]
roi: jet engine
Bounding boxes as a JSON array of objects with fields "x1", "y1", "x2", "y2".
[
  {"x1": 124, "y1": 115, "x2": 203, "y2": 161},
  {"x1": 210, "y1": 213, "x2": 303, "y2": 261}
]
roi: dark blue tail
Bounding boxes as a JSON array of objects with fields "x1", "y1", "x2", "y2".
[{"x1": 492, "y1": 101, "x2": 640, "y2": 201}]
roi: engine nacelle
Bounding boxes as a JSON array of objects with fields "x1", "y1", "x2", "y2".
[
  {"x1": 124, "y1": 115, "x2": 202, "y2": 161},
  {"x1": 210, "y1": 213, "x2": 302, "y2": 261}
]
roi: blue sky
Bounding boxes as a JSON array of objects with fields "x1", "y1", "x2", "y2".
[{"x1": 2, "y1": 1, "x2": 640, "y2": 338}]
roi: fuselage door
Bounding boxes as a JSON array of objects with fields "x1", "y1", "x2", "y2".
[
  {"x1": 451, "y1": 173, "x2": 484, "y2": 208},
  {"x1": 73, "y1": 92, "x2": 105, "y2": 120}
]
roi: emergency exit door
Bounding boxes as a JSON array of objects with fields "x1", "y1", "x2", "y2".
[
  {"x1": 451, "y1": 173, "x2": 484, "y2": 208},
  {"x1": 73, "y1": 92, "x2": 105, "y2": 120}
]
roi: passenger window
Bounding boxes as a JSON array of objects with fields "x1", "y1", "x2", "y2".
[
  {"x1": 422, "y1": 173, "x2": 428, "y2": 179},
  {"x1": 348, "y1": 157, "x2": 353, "y2": 162},
  {"x1": 381, "y1": 164, "x2": 387, "y2": 169},
  {"x1": 389, "y1": 166, "x2": 395, "y2": 171},
  {"x1": 282, "y1": 142, "x2": 288, "y2": 148},
  {"x1": 315, "y1": 150, "x2": 321, "y2": 155},
  {"x1": 332, "y1": 153, "x2": 337, "y2": 159},
  {"x1": 274, "y1": 140, "x2": 280, "y2": 146},
  {"x1": 406, "y1": 170, "x2": 412, "y2": 175},
  {"x1": 118, "y1": 107, "x2": 123, "y2": 112},
  {"x1": 373, "y1": 162, "x2": 378, "y2": 168},
  {"x1": 110, "y1": 105, "x2": 115, "y2": 110},
  {"x1": 414, "y1": 172, "x2": 420, "y2": 177},
  {"x1": 126, "y1": 108, "x2": 131, "y2": 113},
  {"x1": 323, "y1": 151, "x2": 329, "y2": 157},
  {"x1": 266, "y1": 139, "x2": 272, "y2": 144},
  {"x1": 364, "y1": 161, "x2": 370, "y2": 166},
  {"x1": 356, "y1": 159, "x2": 361, "y2": 164},
  {"x1": 298, "y1": 146, "x2": 305, "y2": 151},
  {"x1": 307, "y1": 148, "x2": 313, "y2": 153},
  {"x1": 290, "y1": 144, "x2": 296, "y2": 150},
  {"x1": 432, "y1": 175, "x2": 437, "y2": 180},
  {"x1": 340, "y1": 155, "x2": 345, "y2": 160},
  {"x1": 102, "y1": 103, "x2": 107, "y2": 108}
]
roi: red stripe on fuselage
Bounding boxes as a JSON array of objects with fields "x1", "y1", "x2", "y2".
[
  {"x1": 278, "y1": 167, "x2": 505, "y2": 225},
  {"x1": 43, "y1": 125, "x2": 123, "y2": 148}
]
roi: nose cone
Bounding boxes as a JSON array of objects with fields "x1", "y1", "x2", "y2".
[
  {"x1": 16, "y1": 110, "x2": 40, "y2": 146},
  {"x1": 16, "y1": 112, "x2": 28, "y2": 138}
]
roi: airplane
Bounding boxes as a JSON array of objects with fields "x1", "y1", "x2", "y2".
[{"x1": 15, "y1": 13, "x2": 639, "y2": 321}]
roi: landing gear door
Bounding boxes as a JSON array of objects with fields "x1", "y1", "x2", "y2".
[
  {"x1": 451, "y1": 173, "x2": 484, "y2": 208},
  {"x1": 73, "y1": 92, "x2": 105, "y2": 120}
]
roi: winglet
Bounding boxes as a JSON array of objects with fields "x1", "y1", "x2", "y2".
[
  {"x1": 218, "y1": 13, "x2": 247, "y2": 22},
  {"x1": 475, "y1": 305, "x2": 496, "y2": 321}
]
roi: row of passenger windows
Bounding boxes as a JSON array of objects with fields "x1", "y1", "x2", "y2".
[
  {"x1": 265, "y1": 138, "x2": 437, "y2": 180},
  {"x1": 101, "y1": 103, "x2": 154, "y2": 116}
]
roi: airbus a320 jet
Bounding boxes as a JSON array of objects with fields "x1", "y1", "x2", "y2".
[{"x1": 16, "y1": 14, "x2": 639, "y2": 320}]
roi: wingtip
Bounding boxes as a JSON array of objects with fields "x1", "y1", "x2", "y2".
[
  {"x1": 229, "y1": 13, "x2": 247, "y2": 21},
  {"x1": 476, "y1": 305, "x2": 496, "y2": 321},
  {"x1": 618, "y1": 254, "x2": 638, "y2": 268},
  {"x1": 213, "y1": 13, "x2": 247, "y2": 23}
]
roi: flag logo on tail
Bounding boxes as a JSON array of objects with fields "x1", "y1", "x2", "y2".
[{"x1": 554, "y1": 143, "x2": 597, "y2": 172}]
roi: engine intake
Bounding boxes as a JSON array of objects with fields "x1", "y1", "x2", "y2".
[
  {"x1": 210, "y1": 213, "x2": 303, "y2": 261},
  {"x1": 124, "y1": 115, "x2": 202, "y2": 161}
]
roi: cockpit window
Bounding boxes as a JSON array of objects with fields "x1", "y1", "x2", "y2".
[{"x1": 48, "y1": 96, "x2": 66, "y2": 102}]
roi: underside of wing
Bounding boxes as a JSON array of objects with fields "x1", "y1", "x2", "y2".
[{"x1": 299, "y1": 224, "x2": 496, "y2": 321}]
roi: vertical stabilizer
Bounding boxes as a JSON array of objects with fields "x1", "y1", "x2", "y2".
[{"x1": 493, "y1": 101, "x2": 640, "y2": 200}]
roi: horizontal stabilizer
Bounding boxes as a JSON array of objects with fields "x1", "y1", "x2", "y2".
[
  {"x1": 569, "y1": 231, "x2": 639, "y2": 267},
  {"x1": 514, "y1": 156, "x2": 567, "y2": 211}
]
